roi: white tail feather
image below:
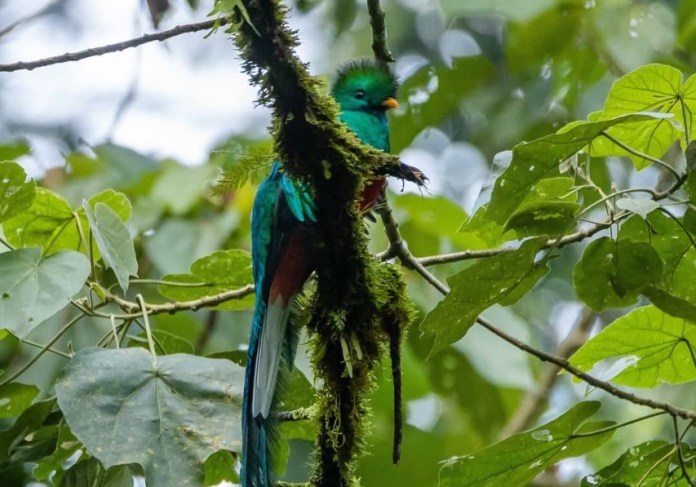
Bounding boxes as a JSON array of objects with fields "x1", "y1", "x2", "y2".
[{"x1": 252, "y1": 298, "x2": 294, "y2": 418}]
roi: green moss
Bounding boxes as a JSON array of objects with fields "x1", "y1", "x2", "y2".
[{"x1": 232, "y1": 1, "x2": 414, "y2": 485}]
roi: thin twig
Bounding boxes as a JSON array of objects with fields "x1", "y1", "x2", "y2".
[
  {"x1": 0, "y1": 0, "x2": 66, "y2": 39},
  {"x1": 601, "y1": 131, "x2": 682, "y2": 180},
  {"x1": 476, "y1": 316, "x2": 696, "y2": 420},
  {"x1": 673, "y1": 416, "x2": 696, "y2": 487},
  {"x1": 0, "y1": 313, "x2": 86, "y2": 385},
  {"x1": 367, "y1": 0, "x2": 394, "y2": 65},
  {"x1": 376, "y1": 201, "x2": 448, "y2": 293},
  {"x1": 0, "y1": 18, "x2": 229, "y2": 73}
]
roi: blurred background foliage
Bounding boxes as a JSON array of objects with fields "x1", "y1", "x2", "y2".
[{"x1": 2, "y1": 0, "x2": 696, "y2": 485}]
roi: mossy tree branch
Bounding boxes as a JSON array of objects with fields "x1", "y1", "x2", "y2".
[{"x1": 233, "y1": 1, "x2": 413, "y2": 486}]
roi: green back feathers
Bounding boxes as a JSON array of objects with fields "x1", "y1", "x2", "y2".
[{"x1": 331, "y1": 60, "x2": 399, "y2": 113}]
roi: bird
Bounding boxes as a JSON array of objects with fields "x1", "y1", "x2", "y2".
[{"x1": 241, "y1": 59, "x2": 408, "y2": 487}]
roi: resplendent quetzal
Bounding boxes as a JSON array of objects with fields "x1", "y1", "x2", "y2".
[{"x1": 242, "y1": 60, "x2": 402, "y2": 487}]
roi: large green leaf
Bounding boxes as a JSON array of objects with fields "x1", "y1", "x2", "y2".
[
  {"x1": 0, "y1": 383, "x2": 39, "y2": 419},
  {"x1": 438, "y1": 401, "x2": 614, "y2": 487},
  {"x1": 569, "y1": 305, "x2": 696, "y2": 387},
  {"x1": 619, "y1": 212, "x2": 696, "y2": 319},
  {"x1": 421, "y1": 238, "x2": 549, "y2": 352},
  {"x1": 486, "y1": 113, "x2": 661, "y2": 224},
  {"x1": 593, "y1": 64, "x2": 696, "y2": 169},
  {"x1": 505, "y1": 176, "x2": 580, "y2": 237},
  {"x1": 0, "y1": 161, "x2": 36, "y2": 223},
  {"x1": 55, "y1": 348, "x2": 244, "y2": 487},
  {"x1": 573, "y1": 237, "x2": 662, "y2": 312},
  {"x1": 3, "y1": 188, "x2": 131, "y2": 258},
  {"x1": 582, "y1": 440, "x2": 693, "y2": 486},
  {"x1": 82, "y1": 201, "x2": 137, "y2": 292},
  {"x1": 158, "y1": 249, "x2": 254, "y2": 310},
  {"x1": 0, "y1": 248, "x2": 90, "y2": 336}
]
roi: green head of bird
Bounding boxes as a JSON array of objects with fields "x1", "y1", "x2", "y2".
[{"x1": 331, "y1": 60, "x2": 400, "y2": 113}]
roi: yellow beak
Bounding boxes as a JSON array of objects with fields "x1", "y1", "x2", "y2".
[{"x1": 381, "y1": 97, "x2": 399, "y2": 109}]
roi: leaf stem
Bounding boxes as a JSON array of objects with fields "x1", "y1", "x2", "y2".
[
  {"x1": 600, "y1": 131, "x2": 682, "y2": 180},
  {"x1": 0, "y1": 313, "x2": 85, "y2": 385},
  {"x1": 570, "y1": 411, "x2": 666, "y2": 439},
  {"x1": 136, "y1": 294, "x2": 158, "y2": 366}
]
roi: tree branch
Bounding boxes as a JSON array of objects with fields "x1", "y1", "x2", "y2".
[
  {"x1": 102, "y1": 284, "x2": 254, "y2": 317},
  {"x1": 476, "y1": 315, "x2": 696, "y2": 420},
  {"x1": 0, "y1": 18, "x2": 228, "y2": 73},
  {"x1": 377, "y1": 194, "x2": 696, "y2": 422},
  {"x1": 367, "y1": 0, "x2": 394, "y2": 65},
  {"x1": 498, "y1": 307, "x2": 595, "y2": 439}
]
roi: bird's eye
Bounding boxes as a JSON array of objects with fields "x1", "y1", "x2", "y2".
[{"x1": 355, "y1": 89, "x2": 365, "y2": 99}]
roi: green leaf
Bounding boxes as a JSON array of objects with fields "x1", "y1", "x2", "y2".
[
  {"x1": 3, "y1": 187, "x2": 73, "y2": 251},
  {"x1": 569, "y1": 305, "x2": 696, "y2": 387},
  {"x1": 82, "y1": 201, "x2": 138, "y2": 292},
  {"x1": 619, "y1": 212, "x2": 696, "y2": 318},
  {"x1": 0, "y1": 248, "x2": 90, "y2": 336},
  {"x1": 458, "y1": 205, "x2": 513, "y2": 248},
  {"x1": 573, "y1": 237, "x2": 662, "y2": 312},
  {"x1": 158, "y1": 249, "x2": 254, "y2": 310},
  {"x1": 3, "y1": 188, "x2": 131, "y2": 258},
  {"x1": 582, "y1": 440, "x2": 693, "y2": 486},
  {"x1": 33, "y1": 422, "x2": 81, "y2": 481},
  {"x1": 278, "y1": 368, "x2": 316, "y2": 441},
  {"x1": 55, "y1": 348, "x2": 244, "y2": 487},
  {"x1": 144, "y1": 212, "x2": 239, "y2": 275},
  {"x1": 506, "y1": 200, "x2": 580, "y2": 237},
  {"x1": 593, "y1": 64, "x2": 696, "y2": 169},
  {"x1": 0, "y1": 382, "x2": 39, "y2": 419},
  {"x1": 0, "y1": 399, "x2": 55, "y2": 462},
  {"x1": 421, "y1": 238, "x2": 549, "y2": 352},
  {"x1": 615, "y1": 198, "x2": 660, "y2": 219},
  {"x1": 486, "y1": 113, "x2": 661, "y2": 224},
  {"x1": 0, "y1": 141, "x2": 30, "y2": 161},
  {"x1": 438, "y1": 401, "x2": 614, "y2": 487},
  {"x1": 58, "y1": 457, "x2": 103, "y2": 487},
  {"x1": 204, "y1": 450, "x2": 238, "y2": 486},
  {"x1": 93, "y1": 143, "x2": 157, "y2": 189},
  {"x1": 393, "y1": 194, "x2": 475, "y2": 249},
  {"x1": 391, "y1": 58, "x2": 494, "y2": 152},
  {"x1": 0, "y1": 161, "x2": 36, "y2": 223},
  {"x1": 127, "y1": 329, "x2": 195, "y2": 355},
  {"x1": 150, "y1": 161, "x2": 218, "y2": 215},
  {"x1": 504, "y1": 177, "x2": 581, "y2": 236}
]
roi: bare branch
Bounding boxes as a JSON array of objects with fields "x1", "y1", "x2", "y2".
[
  {"x1": 476, "y1": 315, "x2": 696, "y2": 421},
  {"x1": 367, "y1": 0, "x2": 394, "y2": 65},
  {"x1": 0, "y1": 18, "x2": 228, "y2": 73},
  {"x1": 103, "y1": 284, "x2": 254, "y2": 317}
]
